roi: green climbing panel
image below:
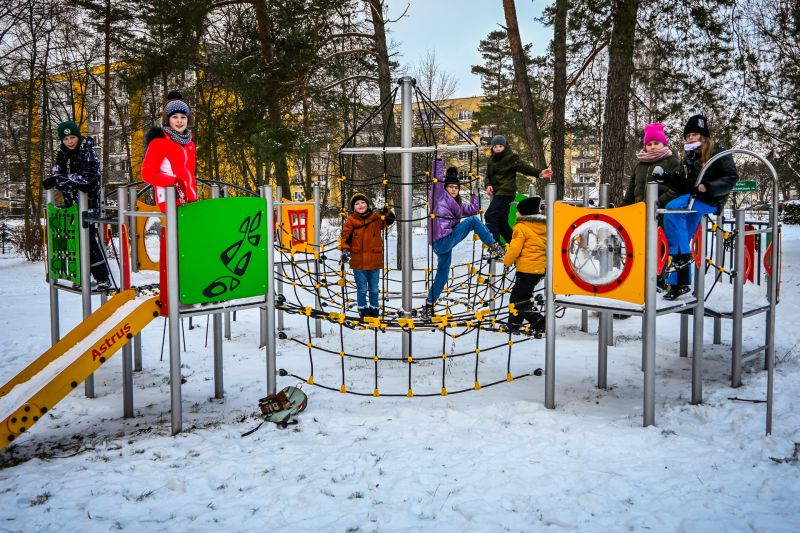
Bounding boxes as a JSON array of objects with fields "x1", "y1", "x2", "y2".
[
  {"x1": 47, "y1": 203, "x2": 81, "y2": 284},
  {"x1": 501, "y1": 193, "x2": 529, "y2": 245},
  {"x1": 178, "y1": 197, "x2": 268, "y2": 305}
]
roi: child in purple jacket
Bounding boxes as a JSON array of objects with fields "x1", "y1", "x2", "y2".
[{"x1": 421, "y1": 166, "x2": 504, "y2": 319}]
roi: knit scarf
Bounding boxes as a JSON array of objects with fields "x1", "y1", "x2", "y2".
[
  {"x1": 636, "y1": 146, "x2": 672, "y2": 163},
  {"x1": 164, "y1": 127, "x2": 192, "y2": 146}
]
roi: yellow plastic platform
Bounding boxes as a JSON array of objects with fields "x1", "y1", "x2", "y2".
[{"x1": 0, "y1": 290, "x2": 160, "y2": 449}]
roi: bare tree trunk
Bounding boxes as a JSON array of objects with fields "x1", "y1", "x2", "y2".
[
  {"x1": 253, "y1": 0, "x2": 290, "y2": 193},
  {"x1": 502, "y1": 0, "x2": 547, "y2": 170},
  {"x1": 600, "y1": 0, "x2": 639, "y2": 204},
  {"x1": 102, "y1": 0, "x2": 111, "y2": 189},
  {"x1": 550, "y1": 0, "x2": 568, "y2": 199},
  {"x1": 368, "y1": 0, "x2": 402, "y2": 267}
]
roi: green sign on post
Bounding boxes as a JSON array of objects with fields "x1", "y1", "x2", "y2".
[
  {"x1": 178, "y1": 197, "x2": 268, "y2": 305},
  {"x1": 47, "y1": 203, "x2": 81, "y2": 284},
  {"x1": 732, "y1": 180, "x2": 757, "y2": 192}
]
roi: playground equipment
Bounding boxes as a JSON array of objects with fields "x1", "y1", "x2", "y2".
[{"x1": 543, "y1": 146, "x2": 781, "y2": 434}]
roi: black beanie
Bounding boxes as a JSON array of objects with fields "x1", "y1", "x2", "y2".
[
  {"x1": 444, "y1": 167, "x2": 460, "y2": 186},
  {"x1": 349, "y1": 192, "x2": 369, "y2": 211},
  {"x1": 683, "y1": 114, "x2": 710, "y2": 139},
  {"x1": 516, "y1": 197, "x2": 541, "y2": 216}
]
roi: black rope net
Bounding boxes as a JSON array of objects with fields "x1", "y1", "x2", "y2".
[{"x1": 275, "y1": 80, "x2": 553, "y2": 397}]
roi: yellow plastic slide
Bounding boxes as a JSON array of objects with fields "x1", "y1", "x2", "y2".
[{"x1": 0, "y1": 290, "x2": 160, "y2": 450}]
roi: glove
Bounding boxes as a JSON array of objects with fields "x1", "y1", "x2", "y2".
[
  {"x1": 341, "y1": 250, "x2": 350, "y2": 264},
  {"x1": 42, "y1": 177, "x2": 57, "y2": 190}
]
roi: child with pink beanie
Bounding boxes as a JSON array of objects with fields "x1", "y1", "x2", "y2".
[{"x1": 620, "y1": 123, "x2": 682, "y2": 207}]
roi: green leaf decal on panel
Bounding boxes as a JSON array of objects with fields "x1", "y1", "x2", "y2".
[{"x1": 178, "y1": 197, "x2": 268, "y2": 305}]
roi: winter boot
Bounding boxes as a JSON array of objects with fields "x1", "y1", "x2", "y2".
[
  {"x1": 368, "y1": 307, "x2": 380, "y2": 318},
  {"x1": 358, "y1": 307, "x2": 368, "y2": 319},
  {"x1": 96, "y1": 279, "x2": 112, "y2": 291},
  {"x1": 419, "y1": 302, "x2": 435, "y2": 320},
  {"x1": 666, "y1": 253, "x2": 693, "y2": 273},
  {"x1": 525, "y1": 312, "x2": 545, "y2": 335},
  {"x1": 663, "y1": 284, "x2": 691, "y2": 301},
  {"x1": 488, "y1": 242, "x2": 506, "y2": 259}
]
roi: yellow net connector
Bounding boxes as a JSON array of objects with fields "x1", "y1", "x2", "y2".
[
  {"x1": 303, "y1": 306, "x2": 313, "y2": 316},
  {"x1": 339, "y1": 351, "x2": 345, "y2": 358},
  {"x1": 441, "y1": 387, "x2": 448, "y2": 396},
  {"x1": 373, "y1": 388, "x2": 380, "y2": 397},
  {"x1": 373, "y1": 354, "x2": 379, "y2": 362},
  {"x1": 432, "y1": 315, "x2": 450, "y2": 329},
  {"x1": 337, "y1": 278, "x2": 345, "y2": 286},
  {"x1": 383, "y1": 179, "x2": 388, "y2": 185},
  {"x1": 475, "y1": 348, "x2": 481, "y2": 355},
  {"x1": 307, "y1": 375, "x2": 315, "y2": 385},
  {"x1": 506, "y1": 373, "x2": 514, "y2": 382},
  {"x1": 426, "y1": 171, "x2": 431, "y2": 177},
  {"x1": 398, "y1": 317, "x2": 415, "y2": 330},
  {"x1": 313, "y1": 251, "x2": 320, "y2": 260},
  {"x1": 473, "y1": 233, "x2": 480, "y2": 241},
  {"x1": 339, "y1": 209, "x2": 347, "y2": 217},
  {"x1": 364, "y1": 316, "x2": 382, "y2": 328},
  {"x1": 441, "y1": 353, "x2": 447, "y2": 360},
  {"x1": 711, "y1": 222, "x2": 719, "y2": 232},
  {"x1": 430, "y1": 213, "x2": 436, "y2": 219},
  {"x1": 474, "y1": 309, "x2": 488, "y2": 321},
  {"x1": 407, "y1": 388, "x2": 414, "y2": 398},
  {"x1": 329, "y1": 312, "x2": 345, "y2": 324},
  {"x1": 477, "y1": 276, "x2": 485, "y2": 284},
  {"x1": 314, "y1": 284, "x2": 321, "y2": 289},
  {"x1": 306, "y1": 342, "x2": 313, "y2": 349},
  {"x1": 407, "y1": 356, "x2": 414, "y2": 364},
  {"x1": 508, "y1": 339, "x2": 514, "y2": 346},
  {"x1": 340, "y1": 384, "x2": 347, "y2": 393},
  {"x1": 470, "y1": 267, "x2": 478, "y2": 275},
  {"x1": 509, "y1": 302, "x2": 518, "y2": 316},
  {"x1": 292, "y1": 281, "x2": 297, "y2": 287},
  {"x1": 474, "y1": 381, "x2": 481, "y2": 390}
]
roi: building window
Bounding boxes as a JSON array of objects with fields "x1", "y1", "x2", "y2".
[
  {"x1": 457, "y1": 110, "x2": 472, "y2": 121},
  {"x1": 458, "y1": 151, "x2": 469, "y2": 161},
  {"x1": 90, "y1": 82, "x2": 99, "y2": 97},
  {"x1": 90, "y1": 109, "x2": 100, "y2": 123}
]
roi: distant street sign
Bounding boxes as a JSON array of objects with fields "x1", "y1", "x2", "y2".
[{"x1": 733, "y1": 180, "x2": 757, "y2": 192}]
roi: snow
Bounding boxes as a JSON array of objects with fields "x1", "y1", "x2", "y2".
[{"x1": 1, "y1": 225, "x2": 799, "y2": 531}]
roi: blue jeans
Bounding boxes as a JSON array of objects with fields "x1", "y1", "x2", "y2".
[
  {"x1": 354, "y1": 269, "x2": 380, "y2": 309},
  {"x1": 663, "y1": 194, "x2": 716, "y2": 284},
  {"x1": 427, "y1": 216, "x2": 495, "y2": 304}
]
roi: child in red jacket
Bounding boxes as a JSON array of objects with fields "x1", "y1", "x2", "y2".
[{"x1": 141, "y1": 91, "x2": 197, "y2": 213}]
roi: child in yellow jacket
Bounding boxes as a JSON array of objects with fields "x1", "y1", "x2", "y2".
[{"x1": 503, "y1": 197, "x2": 546, "y2": 332}]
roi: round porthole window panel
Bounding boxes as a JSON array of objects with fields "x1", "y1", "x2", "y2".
[{"x1": 567, "y1": 220, "x2": 629, "y2": 287}]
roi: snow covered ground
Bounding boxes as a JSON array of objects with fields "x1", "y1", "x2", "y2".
[{"x1": 1, "y1": 224, "x2": 799, "y2": 532}]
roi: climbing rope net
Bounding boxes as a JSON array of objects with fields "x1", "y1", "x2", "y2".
[{"x1": 274, "y1": 82, "x2": 554, "y2": 396}]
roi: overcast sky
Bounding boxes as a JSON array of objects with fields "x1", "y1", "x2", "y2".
[{"x1": 386, "y1": 0, "x2": 553, "y2": 98}]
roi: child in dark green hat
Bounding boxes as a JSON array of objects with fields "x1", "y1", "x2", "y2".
[{"x1": 43, "y1": 119, "x2": 112, "y2": 290}]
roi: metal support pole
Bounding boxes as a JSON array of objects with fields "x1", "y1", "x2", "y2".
[
  {"x1": 400, "y1": 77, "x2": 414, "y2": 360},
  {"x1": 580, "y1": 184, "x2": 590, "y2": 332},
  {"x1": 313, "y1": 184, "x2": 322, "y2": 338},
  {"x1": 596, "y1": 185, "x2": 609, "y2": 389},
  {"x1": 600, "y1": 184, "x2": 613, "y2": 347},
  {"x1": 166, "y1": 187, "x2": 182, "y2": 434},
  {"x1": 210, "y1": 184, "x2": 224, "y2": 398},
  {"x1": 713, "y1": 213, "x2": 723, "y2": 343},
  {"x1": 213, "y1": 313, "x2": 224, "y2": 399},
  {"x1": 643, "y1": 183, "x2": 658, "y2": 426},
  {"x1": 679, "y1": 314, "x2": 689, "y2": 358},
  {"x1": 46, "y1": 189, "x2": 60, "y2": 345},
  {"x1": 263, "y1": 185, "x2": 277, "y2": 395},
  {"x1": 276, "y1": 186, "x2": 285, "y2": 332},
  {"x1": 129, "y1": 188, "x2": 139, "y2": 273},
  {"x1": 766, "y1": 169, "x2": 779, "y2": 436},
  {"x1": 118, "y1": 187, "x2": 134, "y2": 417},
  {"x1": 544, "y1": 183, "x2": 556, "y2": 409},
  {"x1": 731, "y1": 208, "x2": 745, "y2": 388},
  {"x1": 691, "y1": 213, "x2": 706, "y2": 405},
  {"x1": 78, "y1": 191, "x2": 95, "y2": 398}
]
